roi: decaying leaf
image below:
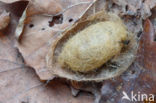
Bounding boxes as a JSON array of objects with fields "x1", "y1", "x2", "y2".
[
  {"x1": 0, "y1": 1, "x2": 94, "y2": 103},
  {"x1": 16, "y1": 0, "x2": 96, "y2": 80},
  {"x1": 0, "y1": 0, "x2": 156, "y2": 103},
  {"x1": 137, "y1": 19, "x2": 156, "y2": 79},
  {"x1": 26, "y1": 0, "x2": 63, "y2": 16}
]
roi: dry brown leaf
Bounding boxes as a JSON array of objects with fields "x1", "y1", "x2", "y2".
[
  {"x1": 16, "y1": 0, "x2": 96, "y2": 80},
  {"x1": 137, "y1": 19, "x2": 156, "y2": 78},
  {"x1": 26, "y1": 0, "x2": 63, "y2": 16},
  {"x1": 0, "y1": 0, "x2": 156, "y2": 103},
  {"x1": 0, "y1": 1, "x2": 94, "y2": 103}
]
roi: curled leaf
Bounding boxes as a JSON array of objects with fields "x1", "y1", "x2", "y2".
[{"x1": 15, "y1": 4, "x2": 28, "y2": 40}]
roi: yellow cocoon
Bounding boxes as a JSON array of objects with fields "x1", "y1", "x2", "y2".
[{"x1": 58, "y1": 21, "x2": 127, "y2": 73}]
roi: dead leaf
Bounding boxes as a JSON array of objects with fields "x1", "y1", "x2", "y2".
[
  {"x1": 137, "y1": 19, "x2": 156, "y2": 81},
  {"x1": 0, "y1": 0, "x2": 156, "y2": 103},
  {"x1": 99, "y1": 63, "x2": 156, "y2": 103},
  {"x1": 16, "y1": 0, "x2": 96, "y2": 80},
  {"x1": 26, "y1": 0, "x2": 63, "y2": 16},
  {"x1": 0, "y1": 1, "x2": 94, "y2": 103}
]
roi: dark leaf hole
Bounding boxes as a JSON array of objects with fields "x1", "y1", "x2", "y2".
[
  {"x1": 69, "y1": 18, "x2": 73, "y2": 22},
  {"x1": 29, "y1": 24, "x2": 34, "y2": 28},
  {"x1": 49, "y1": 14, "x2": 63, "y2": 27}
]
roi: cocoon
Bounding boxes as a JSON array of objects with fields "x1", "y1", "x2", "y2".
[
  {"x1": 47, "y1": 11, "x2": 137, "y2": 81},
  {"x1": 58, "y1": 21, "x2": 127, "y2": 72}
]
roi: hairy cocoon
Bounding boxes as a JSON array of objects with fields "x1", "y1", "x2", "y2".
[
  {"x1": 58, "y1": 21, "x2": 127, "y2": 72},
  {"x1": 47, "y1": 11, "x2": 137, "y2": 81}
]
